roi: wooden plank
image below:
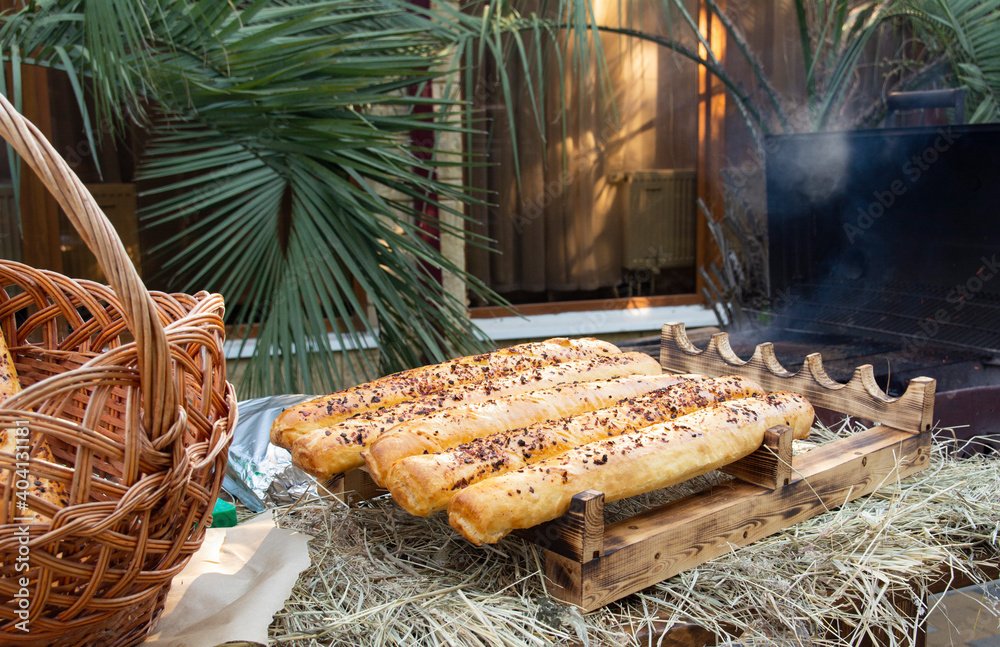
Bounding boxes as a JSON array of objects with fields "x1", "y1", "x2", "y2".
[
  {"x1": 660, "y1": 323, "x2": 936, "y2": 433},
  {"x1": 531, "y1": 424, "x2": 791, "y2": 563},
  {"x1": 540, "y1": 548, "x2": 585, "y2": 608},
  {"x1": 857, "y1": 588, "x2": 926, "y2": 647},
  {"x1": 326, "y1": 468, "x2": 385, "y2": 505},
  {"x1": 721, "y1": 424, "x2": 793, "y2": 489},
  {"x1": 695, "y1": 0, "x2": 727, "y2": 297},
  {"x1": 546, "y1": 427, "x2": 930, "y2": 611},
  {"x1": 61, "y1": 184, "x2": 141, "y2": 281},
  {"x1": 87, "y1": 183, "x2": 140, "y2": 273},
  {"x1": 926, "y1": 555, "x2": 1000, "y2": 595},
  {"x1": 635, "y1": 621, "x2": 725, "y2": 647},
  {"x1": 17, "y1": 64, "x2": 62, "y2": 273},
  {"x1": 603, "y1": 426, "x2": 921, "y2": 549},
  {"x1": 520, "y1": 490, "x2": 604, "y2": 563}
]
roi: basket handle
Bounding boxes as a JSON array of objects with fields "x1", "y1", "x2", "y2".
[{"x1": 0, "y1": 93, "x2": 179, "y2": 444}]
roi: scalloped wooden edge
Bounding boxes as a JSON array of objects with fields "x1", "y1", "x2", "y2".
[{"x1": 660, "y1": 323, "x2": 936, "y2": 433}]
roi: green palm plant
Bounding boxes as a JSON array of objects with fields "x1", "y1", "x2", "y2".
[
  {"x1": 3, "y1": 0, "x2": 998, "y2": 396},
  {"x1": 1, "y1": 0, "x2": 502, "y2": 396},
  {"x1": 775, "y1": 0, "x2": 1000, "y2": 129},
  {"x1": 459, "y1": 0, "x2": 1000, "y2": 141},
  {"x1": 909, "y1": 0, "x2": 1000, "y2": 122}
]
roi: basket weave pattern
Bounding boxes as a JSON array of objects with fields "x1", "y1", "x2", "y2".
[{"x1": 0, "y1": 97, "x2": 235, "y2": 646}]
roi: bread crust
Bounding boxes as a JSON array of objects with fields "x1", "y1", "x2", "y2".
[
  {"x1": 448, "y1": 392, "x2": 814, "y2": 544},
  {"x1": 0, "y1": 328, "x2": 18, "y2": 399},
  {"x1": 364, "y1": 373, "x2": 691, "y2": 486},
  {"x1": 271, "y1": 337, "x2": 620, "y2": 448},
  {"x1": 388, "y1": 375, "x2": 764, "y2": 516},
  {"x1": 0, "y1": 329, "x2": 70, "y2": 523},
  {"x1": 290, "y1": 352, "x2": 661, "y2": 479}
]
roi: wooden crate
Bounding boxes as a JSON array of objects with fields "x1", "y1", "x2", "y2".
[
  {"x1": 517, "y1": 323, "x2": 936, "y2": 611},
  {"x1": 333, "y1": 322, "x2": 936, "y2": 612}
]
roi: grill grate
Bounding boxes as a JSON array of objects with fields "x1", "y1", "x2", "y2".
[{"x1": 766, "y1": 280, "x2": 1000, "y2": 355}]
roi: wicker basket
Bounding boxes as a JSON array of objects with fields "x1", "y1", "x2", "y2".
[{"x1": 0, "y1": 96, "x2": 236, "y2": 645}]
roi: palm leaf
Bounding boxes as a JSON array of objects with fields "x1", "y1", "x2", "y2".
[
  {"x1": 912, "y1": 0, "x2": 1000, "y2": 122},
  {"x1": 1, "y1": 0, "x2": 501, "y2": 396}
]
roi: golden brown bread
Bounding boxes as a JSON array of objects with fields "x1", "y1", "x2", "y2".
[
  {"x1": 364, "y1": 373, "x2": 692, "y2": 486},
  {"x1": 0, "y1": 328, "x2": 18, "y2": 398},
  {"x1": 0, "y1": 329, "x2": 70, "y2": 523},
  {"x1": 388, "y1": 375, "x2": 764, "y2": 516},
  {"x1": 448, "y1": 392, "x2": 815, "y2": 544},
  {"x1": 271, "y1": 337, "x2": 620, "y2": 448},
  {"x1": 291, "y1": 351, "x2": 661, "y2": 479}
]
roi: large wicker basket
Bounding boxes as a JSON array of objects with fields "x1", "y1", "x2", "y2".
[{"x1": 0, "y1": 97, "x2": 236, "y2": 645}]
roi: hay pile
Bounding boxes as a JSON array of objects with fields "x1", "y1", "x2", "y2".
[{"x1": 267, "y1": 420, "x2": 1000, "y2": 646}]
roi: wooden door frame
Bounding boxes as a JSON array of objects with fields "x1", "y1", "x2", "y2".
[{"x1": 695, "y1": 0, "x2": 726, "y2": 299}]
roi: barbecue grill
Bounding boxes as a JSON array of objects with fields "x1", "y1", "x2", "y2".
[{"x1": 760, "y1": 122, "x2": 1000, "y2": 439}]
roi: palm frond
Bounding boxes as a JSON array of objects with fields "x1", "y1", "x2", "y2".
[
  {"x1": 911, "y1": 0, "x2": 1000, "y2": 122},
  {"x1": 5, "y1": 0, "x2": 1000, "y2": 397},
  {"x1": 1, "y1": 0, "x2": 501, "y2": 396}
]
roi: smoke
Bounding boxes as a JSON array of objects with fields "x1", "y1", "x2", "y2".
[{"x1": 710, "y1": 116, "x2": 1000, "y2": 393}]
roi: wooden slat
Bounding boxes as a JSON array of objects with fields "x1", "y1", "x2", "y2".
[
  {"x1": 520, "y1": 490, "x2": 604, "y2": 563},
  {"x1": 720, "y1": 424, "x2": 793, "y2": 489},
  {"x1": 543, "y1": 427, "x2": 930, "y2": 611},
  {"x1": 18, "y1": 64, "x2": 62, "y2": 273},
  {"x1": 660, "y1": 323, "x2": 936, "y2": 433},
  {"x1": 327, "y1": 467, "x2": 385, "y2": 505},
  {"x1": 530, "y1": 424, "x2": 793, "y2": 563},
  {"x1": 635, "y1": 620, "x2": 729, "y2": 647},
  {"x1": 695, "y1": 0, "x2": 727, "y2": 297}
]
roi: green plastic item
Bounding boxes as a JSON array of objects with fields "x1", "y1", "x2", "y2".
[{"x1": 210, "y1": 498, "x2": 238, "y2": 528}]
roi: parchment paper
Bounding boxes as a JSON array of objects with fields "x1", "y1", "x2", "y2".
[{"x1": 144, "y1": 513, "x2": 311, "y2": 646}]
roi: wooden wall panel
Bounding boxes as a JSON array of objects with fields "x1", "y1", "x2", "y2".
[
  {"x1": 467, "y1": 0, "x2": 700, "y2": 301},
  {"x1": 16, "y1": 65, "x2": 62, "y2": 273}
]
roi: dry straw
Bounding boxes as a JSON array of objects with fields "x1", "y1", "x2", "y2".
[{"x1": 267, "y1": 419, "x2": 999, "y2": 646}]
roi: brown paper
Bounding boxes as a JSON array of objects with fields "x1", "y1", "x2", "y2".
[{"x1": 144, "y1": 513, "x2": 311, "y2": 646}]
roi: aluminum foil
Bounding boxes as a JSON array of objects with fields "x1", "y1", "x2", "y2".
[{"x1": 222, "y1": 394, "x2": 321, "y2": 511}]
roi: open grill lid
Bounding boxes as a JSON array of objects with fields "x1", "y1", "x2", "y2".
[{"x1": 765, "y1": 124, "x2": 1000, "y2": 357}]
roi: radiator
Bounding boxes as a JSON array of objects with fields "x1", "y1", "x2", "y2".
[{"x1": 619, "y1": 169, "x2": 696, "y2": 272}]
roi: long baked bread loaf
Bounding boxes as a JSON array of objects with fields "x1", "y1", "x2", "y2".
[
  {"x1": 272, "y1": 337, "x2": 620, "y2": 448},
  {"x1": 0, "y1": 329, "x2": 70, "y2": 523},
  {"x1": 388, "y1": 375, "x2": 764, "y2": 515},
  {"x1": 364, "y1": 373, "x2": 693, "y2": 486},
  {"x1": 448, "y1": 392, "x2": 814, "y2": 544},
  {"x1": 291, "y1": 351, "x2": 661, "y2": 479}
]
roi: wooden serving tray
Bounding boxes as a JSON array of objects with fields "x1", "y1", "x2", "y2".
[
  {"x1": 331, "y1": 322, "x2": 937, "y2": 612},
  {"x1": 518, "y1": 323, "x2": 936, "y2": 611}
]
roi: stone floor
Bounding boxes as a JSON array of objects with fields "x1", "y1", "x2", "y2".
[{"x1": 927, "y1": 581, "x2": 1000, "y2": 646}]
